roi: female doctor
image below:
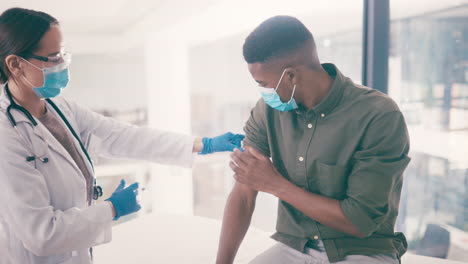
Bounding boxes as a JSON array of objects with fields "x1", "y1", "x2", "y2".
[{"x1": 0, "y1": 8, "x2": 244, "y2": 264}]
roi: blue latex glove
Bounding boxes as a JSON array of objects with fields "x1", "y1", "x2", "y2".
[
  {"x1": 105, "y1": 179, "x2": 141, "y2": 220},
  {"x1": 199, "y1": 132, "x2": 245, "y2": 155}
]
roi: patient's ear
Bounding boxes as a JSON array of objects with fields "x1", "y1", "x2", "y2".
[{"x1": 246, "y1": 146, "x2": 267, "y2": 161}]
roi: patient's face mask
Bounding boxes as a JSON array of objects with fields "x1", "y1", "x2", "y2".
[
  {"x1": 21, "y1": 53, "x2": 71, "y2": 99},
  {"x1": 258, "y1": 69, "x2": 298, "y2": 112}
]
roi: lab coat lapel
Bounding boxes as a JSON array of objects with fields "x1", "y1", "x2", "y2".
[
  {"x1": 34, "y1": 120, "x2": 84, "y2": 176},
  {"x1": 46, "y1": 100, "x2": 95, "y2": 176},
  {"x1": 0, "y1": 86, "x2": 85, "y2": 177}
]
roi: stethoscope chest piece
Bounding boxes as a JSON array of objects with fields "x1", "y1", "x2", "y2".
[{"x1": 93, "y1": 185, "x2": 103, "y2": 200}]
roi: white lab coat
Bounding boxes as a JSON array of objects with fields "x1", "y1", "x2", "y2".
[{"x1": 0, "y1": 87, "x2": 195, "y2": 264}]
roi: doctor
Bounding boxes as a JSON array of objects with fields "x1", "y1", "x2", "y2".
[{"x1": 0, "y1": 8, "x2": 244, "y2": 264}]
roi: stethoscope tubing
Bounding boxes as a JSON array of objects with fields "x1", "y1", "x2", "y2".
[{"x1": 3, "y1": 85, "x2": 102, "y2": 200}]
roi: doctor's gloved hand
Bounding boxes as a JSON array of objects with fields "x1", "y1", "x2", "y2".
[
  {"x1": 199, "y1": 132, "x2": 245, "y2": 155},
  {"x1": 105, "y1": 179, "x2": 141, "y2": 220}
]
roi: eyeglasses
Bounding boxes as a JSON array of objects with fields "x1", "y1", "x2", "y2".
[{"x1": 22, "y1": 49, "x2": 71, "y2": 64}]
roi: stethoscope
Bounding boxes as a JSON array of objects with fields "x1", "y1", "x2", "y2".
[{"x1": 4, "y1": 84, "x2": 103, "y2": 200}]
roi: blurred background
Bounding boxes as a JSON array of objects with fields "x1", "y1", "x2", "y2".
[{"x1": 0, "y1": 0, "x2": 467, "y2": 262}]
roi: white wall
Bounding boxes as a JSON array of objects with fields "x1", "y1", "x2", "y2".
[
  {"x1": 63, "y1": 48, "x2": 147, "y2": 111},
  {"x1": 145, "y1": 32, "x2": 194, "y2": 215}
]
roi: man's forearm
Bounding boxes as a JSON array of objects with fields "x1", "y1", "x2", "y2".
[
  {"x1": 230, "y1": 146, "x2": 366, "y2": 238},
  {"x1": 272, "y1": 180, "x2": 365, "y2": 238},
  {"x1": 216, "y1": 184, "x2": 257, "y2": 264}
]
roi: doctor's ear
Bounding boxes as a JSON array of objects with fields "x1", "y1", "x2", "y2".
[{"x1": 4, "y1": 55, "x2": 23, "y2": 77}]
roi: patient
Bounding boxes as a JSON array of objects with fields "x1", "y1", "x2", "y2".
[{"x1": 215, "y1": 16, "x2": 411, "y2": 264}]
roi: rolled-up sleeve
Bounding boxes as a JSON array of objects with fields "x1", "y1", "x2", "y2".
[
  {"x1": 243, "y1": 99, "x2": 270, "y2": 157},
  {"x1": 340, "y1": 111, "x2": 411, "y2": 237}
]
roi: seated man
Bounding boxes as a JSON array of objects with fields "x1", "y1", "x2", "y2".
[{"x1": 216, "y1": 16, "x2": 410, "y2": 264}]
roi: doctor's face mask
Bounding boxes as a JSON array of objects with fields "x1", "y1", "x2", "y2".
[{"x1": 20, "y1": 53, "x2": 71, "y2": 99}]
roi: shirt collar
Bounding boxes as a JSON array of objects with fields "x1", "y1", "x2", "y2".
[
  {"x1": 0, "y1": 84, "x2": 10, "y2": 111},
  {"x1": 295, "y1": 63, "x2": 346, "y2": 117}
]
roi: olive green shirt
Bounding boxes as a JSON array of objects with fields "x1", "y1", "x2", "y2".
[{"x1": 243, "y1": 63, "x2": 411, "y2": 263}]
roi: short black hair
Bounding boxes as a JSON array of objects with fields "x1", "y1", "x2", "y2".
[
  {"x1": 0, "y1": 8, "x2": 58, "y2": 83},
  {"x1": 243, "y1": 16, "x2": 313, "y2": 64}
]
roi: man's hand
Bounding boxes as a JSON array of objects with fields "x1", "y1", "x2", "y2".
[{"x1": 229, "y1": 146, "x2": 287, "y2": 194}]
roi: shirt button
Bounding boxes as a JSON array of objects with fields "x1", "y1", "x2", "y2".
[
  {"x1": 307, "y1": 124, "x2": 313, "y2": 128},
  {"x1": 299, "y1": 157, "x2": 304, "y2": 161},
  {"x1": 321, "y1": 113, "x2": 326, "y2": 118},
  {"x1": 313, "y1": 235, "x2": 319, "y2": 240}
]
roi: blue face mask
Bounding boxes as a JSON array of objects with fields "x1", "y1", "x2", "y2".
[
  {"x1": 21, "y1": 58, "x2": 70, "y2": 99},
  {"x1": 258, "y1": 69, "x2": 298, "y2": 112}
]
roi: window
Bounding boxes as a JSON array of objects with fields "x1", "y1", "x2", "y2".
[{"x1": 390, "y1": 1, "x2": 468, "y2": 261}]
